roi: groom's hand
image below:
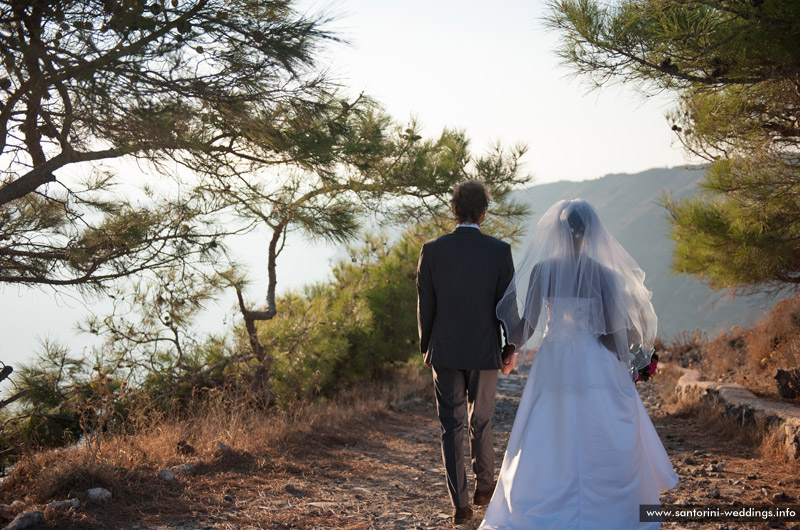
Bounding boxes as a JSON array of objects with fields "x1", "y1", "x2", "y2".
[{"x1": 501, "y1": 344, "x2": 516, "y2": 375}]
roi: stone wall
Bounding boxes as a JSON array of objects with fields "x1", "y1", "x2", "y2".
[{"x1": 673, "y1": 366, "x2": 800, "y2": 460}]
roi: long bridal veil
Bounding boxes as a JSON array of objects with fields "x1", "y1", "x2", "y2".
[{"x1": 497, "y1": 199, "x2": 657, "y2": 378}]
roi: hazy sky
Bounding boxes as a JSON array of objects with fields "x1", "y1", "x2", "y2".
[
  {"x1": 302, "y1": 0, "x2": 698, "y2": 183},
  {"x1": 1, "y1": 0, "x2": 700, "y2": 372}
]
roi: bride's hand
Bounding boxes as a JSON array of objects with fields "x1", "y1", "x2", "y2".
[{"x1": 501, "y1": 352, "x2": 517, "y2": 375}]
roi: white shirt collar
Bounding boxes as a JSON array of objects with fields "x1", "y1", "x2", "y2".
[{"x1": 457, "y1": 223, "x2": 480, "y2": 230}]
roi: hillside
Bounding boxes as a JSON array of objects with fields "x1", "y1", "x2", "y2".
[{"x1": 513, "y1": 166, "x2": 774, "y2": 337}]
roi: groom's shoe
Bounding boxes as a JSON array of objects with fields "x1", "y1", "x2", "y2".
[
  {"x1": 452, "y1": 505, "x2": 473, "y2": 524},
  {"x1": 473, "y1": 482, "x2": 496, "y2": 506}
]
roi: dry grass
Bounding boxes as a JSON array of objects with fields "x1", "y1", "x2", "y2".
[
  {"x1": 745, "y1": 296, "x2": 800, "y2": 374},
  {"x1": 671, "y1": 398, "x2": 760, "y2": 447},
  {"x1": 0, "y1": 364, "x2": 431, "y2": 511},
  {"x1": 654, "y1": 363, "x2": 684, "y2": 406},
  {"x1": 657, "y1": 296, "x2": 800, "y2": 473},
  {"x1": 663, "y1": 294, "x2": 800, "y2": 400},
  {"x1": 757, "y1": 422, "x2": 798, "y2": 466},
  {"x1": 669, "y1": 394, "x2": 798, "y2": 469}
]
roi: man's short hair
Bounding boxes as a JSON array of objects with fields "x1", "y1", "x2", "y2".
[{"x1": 450, "y1": 180, "x2": 491, "y2": 224}]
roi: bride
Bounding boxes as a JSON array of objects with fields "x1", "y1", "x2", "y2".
[{"x1": 480, "y1": 199, "x2": 678, "y2": 529}]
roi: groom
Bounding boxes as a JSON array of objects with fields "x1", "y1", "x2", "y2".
[{"x1": 416, "y1": 180, "x2": 517, "y2": 524}]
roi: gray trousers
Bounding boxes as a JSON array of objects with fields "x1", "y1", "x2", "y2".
[{"x1": 432, "y1": 366, "x2": 498, "y2": 508}]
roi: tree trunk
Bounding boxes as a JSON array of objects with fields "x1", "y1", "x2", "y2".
[{"x1": 233, "y1": 222, "x2": 286, "y2": 407}]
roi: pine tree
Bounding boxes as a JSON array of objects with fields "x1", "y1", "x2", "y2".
[
  {"x1": 548, "y1": 0, "x2": 800, "y2": 293},
  {"x1": 0, "y1": 0, "x2": 333, "y2": 287}
]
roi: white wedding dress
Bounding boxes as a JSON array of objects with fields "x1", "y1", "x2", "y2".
[{"x1": 480, "y1": 297, "x2": 679, "y2": 530}]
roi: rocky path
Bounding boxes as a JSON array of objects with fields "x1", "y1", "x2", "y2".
[
  {"x1": 641, "y1": 379, "x2": 800, "y2": 530},
  {"x1": 32, "y1": 373, "x2": 800, "y2": 530}
]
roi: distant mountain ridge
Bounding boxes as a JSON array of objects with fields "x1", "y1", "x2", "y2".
[{"x1": 512, "y1": 166, "x2": 773, "y2": 338}]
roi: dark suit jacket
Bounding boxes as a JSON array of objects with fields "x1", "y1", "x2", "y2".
[{"x1": 416, "y1": 226, "x2": 515, "y2": 370}]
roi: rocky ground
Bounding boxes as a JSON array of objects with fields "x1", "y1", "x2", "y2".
[
  {"x1": 9, "y1": 371, "x2": 800, "y2": 530},
  {"x1": 643, "y1": 378, "x2": 800, "y2": 530}
]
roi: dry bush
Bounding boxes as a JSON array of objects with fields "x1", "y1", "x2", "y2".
[
  {"x1": 0, "y1": 364, "x2": 431, "y2": 507},
  {"x1": 662, "y1": 329, "x2": 707, "y2": 365},
  {"x1": 670, "y1": 395, "x2": 705, "y2": 419},
  {"x1": 671, "y1": 395, "x2": 799, "y2": 470},
  {"x1": 0, "y1": 446, "x2": 156, "y2": 505},
  {"x1": 672, "y1": 397, "x2": 761, "y2": 447},
  {"x1": 758, "y1": 423, "x2": 800, "y2": 469},
  {"x1": 745, "y1": 296, "x2": 800, "y2": 375},
  {"x1": 662, "y1": 294, "x2": 800, "y2": 399},
  {"x1": 114, "y1": 363, "x2": 431, "y2": 468},
  {"x1": 654, "y1": 363, "x2": 684, "y2": 406}
]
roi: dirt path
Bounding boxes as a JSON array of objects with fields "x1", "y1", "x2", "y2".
[{"x1": 36, "y1": 373, "x2": 800, "y2": 530}]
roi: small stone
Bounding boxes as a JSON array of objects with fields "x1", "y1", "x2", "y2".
[
  {"x1": 44, "y1": 498, "x2": 79, "y2": 513},
  {"x1": 761, "y1": 487, "x2": 770, "y2": 496},
  {"x1": 223, "y1": 495, "x2": 234, "y2": 503},
  {"x1": 159, "y1": 469, "x2": 176, "y2": 482},
  {"x1": 5, "y1": 511, "x2": 44, "y2": 530},
  {"x1": 86, "y1": 487, "x2": 112, "y2": 502},
  {"x1": 307, "y1": 502, "x2": 337, "y2": 509},
  {"x1": 171, "y1": 462, "x2": 197, "y2": 475},
  {"x1": 748, "y1": 473, "x2": 758, "y2": 480},
  {"x1": 710, "y1": 459, "x2": 718, "y2": 464},
  {"x1": 773, "y1": 492, "x2": 790, "y2": 502},
  {"x1": 0, "y1": 501, "x2": 25, "y2": 518},
  {"x1": 707, "y1": 489, "x2": 721, "y2": 499},
  {"x1": 285, "y1": 484, "x2": 304, "y2": 495},
  {"x1": 683, "y1": 456, "x2": 699, "y2": 465},
  {"x1": 177, "y1": 440, "x2": 196, "y2": 455},
  {"x1": 216, "y1": 440, "x2": 233, "y2": 456}
]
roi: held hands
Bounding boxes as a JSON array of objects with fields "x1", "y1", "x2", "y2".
[{"x1": 501, "y1": 344, "x2": 517, "y2": 375}]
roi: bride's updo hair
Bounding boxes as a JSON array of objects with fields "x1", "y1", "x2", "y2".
[
  {"x1": 451, "y1": 180, "x2": 491, "y2": 224},
  {"x1": 566, "y1": 207, "x2": 586, "y2": 235}
]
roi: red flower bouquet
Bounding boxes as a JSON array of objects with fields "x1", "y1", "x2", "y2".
[{"x1": 635, "y1": 353, "x2": 658, "y2": 383}]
